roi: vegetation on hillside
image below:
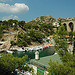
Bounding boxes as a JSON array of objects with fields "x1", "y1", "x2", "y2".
[
  {"x1": 17, "y1": 30, "x2": 45, "y2": 47},
  {"x1": 30, "y1": 16, "x2": 56, "y2": 25},
  {"x1": 0, "y1": 18, "x2": 54, "y2": 47},
  {"x1": 48, "y1": 25, "x2": 75, "y2": 75}
]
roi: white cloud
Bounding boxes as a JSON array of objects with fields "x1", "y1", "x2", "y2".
[
  {"x1": 0, "y1": 0, "x2": 5, "y2": 1},
  {"x1": 0, "y1": 0, "x2": 12, "y2": 2},
  {"x1": 2, "y1": 15, "x2": 19, "y2": 21},
  {"x1": 0, "y1": 3, "x2": 29, "y2": 13}
]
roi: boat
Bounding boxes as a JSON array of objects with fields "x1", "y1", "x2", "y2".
[
  {"x1": 7, "y1": 50, "x2": 14, "y2": 54},
  {"x1": 17, "y1": 48, "x2": 25, "y2": 52}
]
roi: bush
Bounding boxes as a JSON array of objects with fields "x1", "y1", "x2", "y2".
[
  {"x1": 11, "y1": 41, "x2": 16, "y2": 46},
  {"x1": 17, "y1": 41, "x2": 28, "y2": 47},
  {"x1": 0, "y1": 35, "x2": 2, "y2": 38},
  {"x1": 1, "y1": 39, "x2": 5, "y2": 41}
]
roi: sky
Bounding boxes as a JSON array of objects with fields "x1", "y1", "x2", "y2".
[{"x1": 0, "y1": 0, "x2": 75, "y2": 22}]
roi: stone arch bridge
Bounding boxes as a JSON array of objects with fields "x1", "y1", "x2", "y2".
[{"x1": 62, "y1": 21, "x2": 75, "y2": 32}]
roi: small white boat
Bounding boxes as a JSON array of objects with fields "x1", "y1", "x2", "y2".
[
  {"x1": 17, "y1": 48, "x2": 25, "y2": 51},
  {"x1": 7, "y1": 50, "x2": 13, "y2": 54}
]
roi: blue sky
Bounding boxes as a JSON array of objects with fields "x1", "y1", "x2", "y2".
[{"x1": 0, "y1": 0, "x2": 75, "y2": 22}]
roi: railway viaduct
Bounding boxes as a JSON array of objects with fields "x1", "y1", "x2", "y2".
[{"x1": 62, "y1": 21, "x2": 75, "y2": 32}]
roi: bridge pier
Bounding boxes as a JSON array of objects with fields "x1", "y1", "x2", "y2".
[{"x1": 73, "y1": 22, "x2": 75, "y2": 32}]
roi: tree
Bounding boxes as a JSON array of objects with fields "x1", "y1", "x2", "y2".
[
  {"x1": 32, "y1": 24, "x2": 39, "y2": 30},
  {"x1": 2, "y1": 20, "x2": 8, "y2": 25},
  {"x1": 11, "y1": 41, "x2": 16, "y2": 46},
  {"x1": 0, "y1": 26, "x2": 3, "y2": 38},
  {"x1": 13, "y1": 24, "x2": 18, "y2": 30},
  {"x1": 0, "y1": 53, "x2": 28, "y2": 75},
  {"x1": 18, "y1": 21, "x2": 25, "y2": 28},
  {"x1": 23, "y1": 23, "x2": 32, "y2": 31},
  {"x1": 17, "y1": 33, "x2": 31, "y2": 47},
  {"x1": 48, "y1": 58, "x2": 75, "y2": 75},
  {"x1": 39, "y1": 23, "x2": 54, "y2": 36},
  {"x1": 53, "y1": 34, "x2": 69, "y2": 51},
  {"x1": 28, "y1": 29, "x2": 45, "y2": 43},
  {"x1": 48, "y1": 33, "x2": 75, "y2": 75},
  {"x1": 12, "y1": 20, "x2": 18, "y2": 25},
  {"x1": 73, "y1": 31, "x2": 75, "y2": 36},
  {"x1": 37, "y1": 71, "x2": 43, "y2": 75},
  {"x1": 34, "y1": 31, "x2": 45, "y2": 43},
  {"x1": 57, "y1": 25, "x2": 68, "y2": 37},
  {"x1": 8, "y1": 19, "x2": 13, "y2": 27}
]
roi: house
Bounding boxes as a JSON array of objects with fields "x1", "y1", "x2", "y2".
[{"x1": 53, "y1": 22, "x2": 60, "y2": 27}]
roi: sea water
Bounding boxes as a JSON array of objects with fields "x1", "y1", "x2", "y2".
[{"x1": 13, "y1": 47, "x2": 55, "y2": 59}]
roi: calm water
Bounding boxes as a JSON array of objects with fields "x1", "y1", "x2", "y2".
[{"x1": 13, "y1": 47, "x2": 55, "y2": 59}]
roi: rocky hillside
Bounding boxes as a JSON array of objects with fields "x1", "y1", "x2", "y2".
[
  {"x1": 0, "y1": 16, "x2": 75, "y2": 51},
  {"x1": 29, "y1": 16, "x2": 56, "y2": 25},
  {"x1": 29, "y1": 16, "x2": 75, "y2": 25},
  {"x1": 0, "y1": 28, "x2": 25, "y2": 50}
]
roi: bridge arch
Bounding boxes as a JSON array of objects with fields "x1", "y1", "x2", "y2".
[
  {"x1": 68, "y1": 22, "x2": 74, "y2": 32},
  {"x1": 63, "y1": 23, "x2": 67, "y2": 31},
  {"x1": 62, "y1": 21, "x2": 75, "y2": 32}
]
